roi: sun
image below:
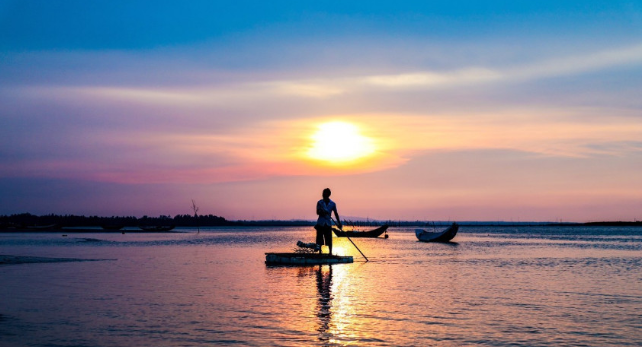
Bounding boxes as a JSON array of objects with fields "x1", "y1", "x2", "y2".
[{"x1": 307, "y1": 121, "x2": 375, "y2": 163}]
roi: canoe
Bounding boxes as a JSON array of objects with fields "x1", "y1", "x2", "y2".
[
  {"x1": 138, "y1": 225, "x2": 175, "y2": 232},
  {"x1": 265, "y1": 253, "x2": 353, "y2": 265},
  {"x1": 333, "y1": 224, "x2": 389, "y2": 238},
  {"x1": 415, "y1": 223, "x2": 459, "y2": 242}
]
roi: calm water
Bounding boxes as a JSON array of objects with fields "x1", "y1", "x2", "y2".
[{"x1": 1, "y1": 226, "x2": 641, "y2": 346}]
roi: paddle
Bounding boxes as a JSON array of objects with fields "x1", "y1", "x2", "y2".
[{"x1": 332, "y1": 217, "x2": 369, "y2": 262}]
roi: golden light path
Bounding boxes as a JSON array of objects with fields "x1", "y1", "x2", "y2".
[{"x1": 306, "y1": 121, "x2": 376, "y2": 164}]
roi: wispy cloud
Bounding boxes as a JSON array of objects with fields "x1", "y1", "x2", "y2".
[
  {"x1": 268, "y1": 43, "x2": 642, "y2": 93},
  {"x1": 3, "y1": 43, "x2": 642, "y2": 186},
  {"x1": 11, "y1": 43, "x2": 642, "y2": 103}
]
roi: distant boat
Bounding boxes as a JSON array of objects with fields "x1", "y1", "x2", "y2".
[
  {"x1": 415, "y1": 223, "x2": 458, "y2": 242},
  {"x1": 332, "y1": 224, "x2": 389, "y2": 238},
  {"x1": 265, "y1": 252, "x2": 353, "y2": 265},
  {"x1": 138, "y1": 225, "x2": 175, "y2": 232}
]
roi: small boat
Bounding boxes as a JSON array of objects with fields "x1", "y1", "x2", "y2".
[
  {"x1": 265, "y1": 253, "x2": 353, "y2": 265},
  {"x1": 138, "y1": 225, "x2": 175, "y2": 232},
  {"x1": 333, "y1": 224, "x2": 389, "y2": 238},
  {"x1": 415, "y1": 223, "x2": 459, "y2": 242}
]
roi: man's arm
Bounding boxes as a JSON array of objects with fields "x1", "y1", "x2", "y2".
[
  {"x1": 316, "y1": 201, "x2": 325, "y2": 216},
  {"x1": 333, "y1": 206, "x2": 342, "y2": 230}
]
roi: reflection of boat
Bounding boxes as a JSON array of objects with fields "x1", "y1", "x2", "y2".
[
  {"x1": 415, "y1": 223, "x2": 459, "y2": 242},
  {"x1": 265, "y1": 253, "x2": 353, "y2": 265},
  {"x1": 333, "y1": 224, "x2": 389, "y2": 238},
  {"x1": 138, "y1": 225, "x2": 175, "y2": 232}
]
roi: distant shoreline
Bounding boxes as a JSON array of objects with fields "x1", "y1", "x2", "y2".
[
  {"x1": 2, "y1": 212, "x2": 641, "y2": 230},
  {"x1": 1, "y1": 221, "x2": 641, "y2": 232},
  {"x1": 578, "y1": 221, "x2": 642, "y2": 226}
]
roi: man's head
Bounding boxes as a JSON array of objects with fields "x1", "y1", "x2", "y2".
[{"x1": 322, "y1": 188, "x2": 331, "y2": 199}]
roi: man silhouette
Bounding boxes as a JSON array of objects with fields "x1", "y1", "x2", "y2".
[{"x1": 315, "y1": 188, "x2": 342, "y2": 255}]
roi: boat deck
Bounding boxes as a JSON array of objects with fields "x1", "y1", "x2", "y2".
[{"x1": 265, "y1": 252, "x2": 353, "y2": 265}]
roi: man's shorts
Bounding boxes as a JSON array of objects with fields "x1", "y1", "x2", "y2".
[{"x1": 314, "y1": 224, "x2": 333, "y2": 248}]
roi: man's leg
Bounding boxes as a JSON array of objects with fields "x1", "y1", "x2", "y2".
[
  {"x1": 325, "y1": 227, "x2": 333, "y2": 255},
  {"x1": 315, "y1": 226, "x2": 323, "y2": 254}
]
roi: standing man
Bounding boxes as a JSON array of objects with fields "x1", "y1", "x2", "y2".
[{"x1": 315, "y1": 188, "x2": 342, "y2": 255}]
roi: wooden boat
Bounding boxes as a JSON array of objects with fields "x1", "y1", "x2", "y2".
[
  {"x1": 415, "y1": 223, "x2": 458, "y2": 242},
  {"x1": 138, "y1": 225, "x2": 175, "y2": 232},
  {"x1": 265, "y1": 253, "x2": 353, "y2": 265},
  {"x1": 332, "y1": 224, "x2": 389, "y2": 238}
]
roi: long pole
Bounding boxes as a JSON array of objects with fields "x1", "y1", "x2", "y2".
[{"x1": 333, "y1": 218, "x2": 368, "y2": 262}]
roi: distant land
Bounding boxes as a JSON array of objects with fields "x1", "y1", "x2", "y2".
[{"x1": 1, "y1": 213, "x2": 641, "y2": 229}]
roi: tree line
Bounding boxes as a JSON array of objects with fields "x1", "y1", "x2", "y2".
[{"x1": 0, "y1": 213, "x2": 233, "y2": 227}]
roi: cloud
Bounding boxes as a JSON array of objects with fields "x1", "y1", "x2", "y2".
[
  {"x1": 266, "y1": 43, "x2": 642, "y2": 93},
  {"x1": 7, "y1": 40, "x2": 642, "y2": 96},
  {"x1": 2, "y1": 41, "x2": 642, "y2": 187},
  {"x1": 506, "y1": 43, "x2": 642, "y2": 80},
  {"x1": 9, "y1": 41, "x2": 641, "y2": 121}
]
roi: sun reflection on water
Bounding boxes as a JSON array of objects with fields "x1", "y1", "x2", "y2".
[
  {"x1": 315, "y1": 265, "x2": 333, "y2": 343},
  {"x1": 2, "y1": 228, "x2": 640, "y2": 346}
]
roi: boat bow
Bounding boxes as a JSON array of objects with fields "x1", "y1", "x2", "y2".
[{"x1": 415, "y1": 223, "x2": 458, "y2": 242}]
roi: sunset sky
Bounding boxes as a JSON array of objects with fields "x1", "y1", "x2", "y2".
[{"x1": 1, "y1": 1, "x2": 642, "y2": 221}]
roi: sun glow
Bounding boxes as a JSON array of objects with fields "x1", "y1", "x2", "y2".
[{"x1": 307, "y1": 121, "x2": 376, "y2": 163}]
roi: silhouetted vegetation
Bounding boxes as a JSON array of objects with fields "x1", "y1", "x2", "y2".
[
  {"x1": 0, "y1": 213, "x2": 233, "y2": 228},
  {"x1": 2, "y1": 213, "x2": 639, "y2": 229}
]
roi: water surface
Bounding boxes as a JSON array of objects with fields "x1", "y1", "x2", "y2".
[{"x1": 1, "y1": 226, "x2": 641, "y2": 346}]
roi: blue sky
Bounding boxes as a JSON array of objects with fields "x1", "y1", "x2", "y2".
[
  {"x1": 2, "y1": 1, "x2": 638, "y2": 50},
  {"x1": 1, "y1": 1, "x2": 641, "y2": 221}
]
